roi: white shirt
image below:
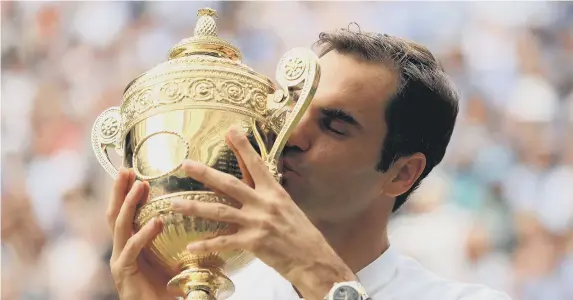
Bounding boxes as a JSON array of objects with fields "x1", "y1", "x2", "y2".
[{"x1": 228, "y1": 245, "x2": 511, "y2": 300}]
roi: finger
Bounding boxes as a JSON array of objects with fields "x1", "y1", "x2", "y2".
[
  {"x1": 170, "y1": 200, "x2": 250, "y2": 225},
  {"x1": 112, "y1": 181, "x2": 149, "y2": 259},
  {"x1": 204, "y1": 183, "x2": 243, "y2": 209},
  {"x1": 127, "y1": 168, "x2": 137, "y2": 192},
  {"x1": 107, "y1": 168, "x2": 130, "y2": 234},
  {"x1": 227, "y1": 127, "x2": 275, "y2": 186},
  {"x1": 225, "y1": 133, "x2": 254, "y2": 188},
  {"x1": 182, "y1": 160, "x2": 257, "y2": 204},
  {"x1": 115, "y1": 217, "x2": 163, "y2": 267},
  {"x1": 205, "y1": 183, "x2": 231, "y2": 199},
  {"x1": 186, "y1": 233, "x2": 247, "y2": 254}
]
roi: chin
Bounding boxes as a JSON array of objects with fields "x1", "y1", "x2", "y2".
[
  {"x1": 283, "y1": 183, "x2": 310, "y2": 209},
  {"x1": 280, "y1": 177, "x2": 295, "y2": 195}
]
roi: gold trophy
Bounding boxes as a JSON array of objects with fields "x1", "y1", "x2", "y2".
[{"x1": 91, "y1": 7, "x2": 320, "y2": 300}]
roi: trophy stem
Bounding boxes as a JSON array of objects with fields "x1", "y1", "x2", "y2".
[
  {"x1": 167, "y1": 267, "x2": 234, "y2": 300},
  {"x1": 187, "y1": 290, "x2": 215, "y2": 300}
]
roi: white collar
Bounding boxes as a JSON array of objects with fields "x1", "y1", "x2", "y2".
[{"x1": 355, "y1": 244, "x2": 399, "y2": 295}]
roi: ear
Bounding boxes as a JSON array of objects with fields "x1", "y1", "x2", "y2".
[{"x1": 381, "y1": 153, "x2": 426, "y2": 198}]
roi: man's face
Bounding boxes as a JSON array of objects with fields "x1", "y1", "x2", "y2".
[{"x1": 280, "y1": 51, "x2": 399, "y2": 221}]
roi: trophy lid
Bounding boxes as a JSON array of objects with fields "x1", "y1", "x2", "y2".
[
  {"x1": 167, "y1": 8, "x2": 242, "y2": 62},
  {"x1": 119, "y1": 7, "x2": 277, "y2": 140}
]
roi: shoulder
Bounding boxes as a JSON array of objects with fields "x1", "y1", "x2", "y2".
[{"x1": 380, "y1": 254, "x2": 512, "y2": 300}]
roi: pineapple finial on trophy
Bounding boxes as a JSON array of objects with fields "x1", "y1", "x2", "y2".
[
  {"x1": 167, "y1": 7, "x2": 241, "y2": 61},
  {"x1": 195, "y1": 8, "x2": 218, "y2": 37}
]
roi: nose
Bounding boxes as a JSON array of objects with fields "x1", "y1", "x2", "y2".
[{"x1": 285, "y1": 111, "x2": 312, "y2": 152}]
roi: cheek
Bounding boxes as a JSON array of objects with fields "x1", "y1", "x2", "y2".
[
  {"x1": 308, "y1": 142, "x2": 342, "y2": 168},
  {"x1": 309, "y1": 140, "x2": 377, "y2": 175}
]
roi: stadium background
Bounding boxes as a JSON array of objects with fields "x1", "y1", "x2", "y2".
[{"x1": 2, "y1": 2, "x2": 573, "y2": 299}]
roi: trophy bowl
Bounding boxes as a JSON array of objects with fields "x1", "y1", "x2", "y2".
[{"x1": 91, "y1": 7, "x2": 320, "y2": 300}]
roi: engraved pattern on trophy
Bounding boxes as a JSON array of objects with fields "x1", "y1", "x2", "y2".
[
  {"x1": 220, "y1": 81, "x2": 245, "y2": 104},
  {"x1": 121, "y1": 73, "x2": 273, "y2": 135},
  {"x1": 189, "y1": 79, "x2": 216, "y2": 101},
  {"x1": 101, "y1": 117, "x2": 120, "y2": 140},
  {"x1": 165, "y1": 56, "x2": 248, "y2": 70},
  {"x1": 268, "y1": 109, "x2": 289, "y2": 135},
  {"x1": 91, "y1": 106, "x2": 123, "y2": 178},
  {"x1": 91, "y1": 7, "x2": 320, "y2": 300},
  {"x1": 284, "y1": 56, "x2": 307, "y2": 81},
  {"x1": 159, "y1": 81, "x2": 187, "y2": 104}
]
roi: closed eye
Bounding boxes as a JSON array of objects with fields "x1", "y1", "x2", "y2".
[
  {"x1": 320, "y1": 117, "x2": 346, "y2": 135},
  {"x1": 319, "y1": 108, "x2": 362, "y2": 135}
]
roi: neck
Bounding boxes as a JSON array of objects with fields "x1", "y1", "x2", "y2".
[{"x1": 313, "y1": 203, "x2": 391, "y2": 273}]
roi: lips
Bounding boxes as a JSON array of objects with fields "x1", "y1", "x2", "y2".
[{"x1": 280, "y1": 157, "x2": 298, "y2": 175}]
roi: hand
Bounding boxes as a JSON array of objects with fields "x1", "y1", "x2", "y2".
[
  {"x1": 170, "y1": 128, "x2": 355, "y2": 300},
  {"x1": 107, "y1": 168, "x2": 176, "y2": 300}
]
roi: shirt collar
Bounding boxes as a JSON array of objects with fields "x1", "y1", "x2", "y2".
[{"x1": 356, "y1": 244, "x2": 399, "y2": 294}]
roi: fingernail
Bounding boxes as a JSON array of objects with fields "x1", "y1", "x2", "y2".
[
  {"x1": 118, "y1": 168, "x2": 128, "y2": 179},
  {"x1": 148, "y1": 217, "x2": 161, "y2": 229},
  {"x1": 133, "y1": 180, "x2": 143, "y2": 190},
  {"x1": 231, "y1": 127, "x2": 245, "y2": 139},
  {"x1": 170, "y1": 199, "x2": 185, "y2": 210},
  {"x1": 186, "y1": 243, "x2": 199, "y2": 252}
]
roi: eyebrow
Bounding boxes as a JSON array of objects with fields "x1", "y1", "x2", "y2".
[{"x1": 320, "y1": 108, "x2": 363, "y2": 130}]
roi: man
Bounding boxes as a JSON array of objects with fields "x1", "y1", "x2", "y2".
[{"x1": 106, "y1": 28, "x2": 511, "y2": 300}]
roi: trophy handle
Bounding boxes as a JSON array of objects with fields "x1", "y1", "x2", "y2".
[
  {"x1": 91, "y1": 107, "x2": 124, "y2": 179},
  {"x1": 266, "y1": 48, "x2": 321, "y2": 168}
]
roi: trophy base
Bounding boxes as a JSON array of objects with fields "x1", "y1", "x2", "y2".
[{"x1": 167, "y1": 267, "x2": 234, "y2": 300}]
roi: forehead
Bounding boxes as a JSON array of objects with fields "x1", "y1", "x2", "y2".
[{"x1": 312, "y1": 51, "x2": 398, "y2": 126}]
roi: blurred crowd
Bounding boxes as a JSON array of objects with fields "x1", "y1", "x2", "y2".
[{"x1": 2, "y1": 2, "x2": 573, "y2": 300}]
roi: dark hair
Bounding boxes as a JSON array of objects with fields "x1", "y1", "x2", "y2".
[{"x1": 313, "y1": 27, "x2": 459, "y2": 212}]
